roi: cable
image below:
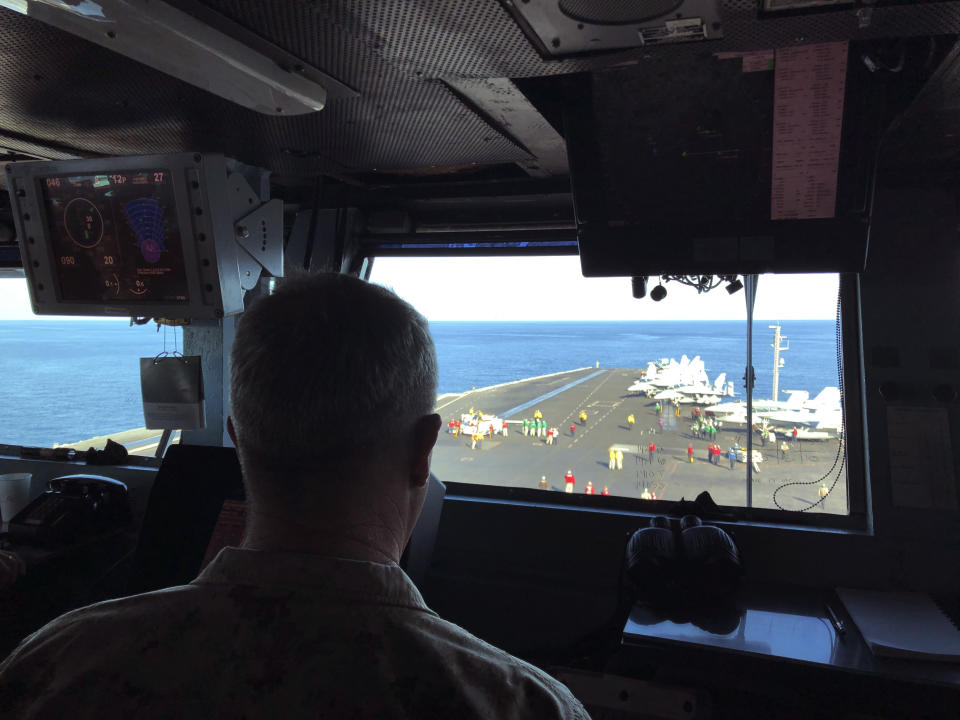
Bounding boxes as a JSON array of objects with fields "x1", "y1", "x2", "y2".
[
  {"x1": 661, "y1": 274, "x2": 730, "y2": 294},
  {"x1": 772, "y1": 284, "x2": 846, "y2": 511}
]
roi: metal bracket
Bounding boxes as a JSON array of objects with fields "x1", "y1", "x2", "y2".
[
  {"x1": 235, "y1": 199, "x2": 284, "y2": 276},
  {"x1": 228, "y1": 171, "x2": 283, "y2": 290}
]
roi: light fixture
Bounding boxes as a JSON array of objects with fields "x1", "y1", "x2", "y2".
[
  {"x1": 650, "y1": 283, "x2": 667, "y2": 302},
  {"x1": 631, "y1": 276, "x2": 647, "y2": 299},
  {"x1": 726, "y1": 277, "x2": 743, "y2": 294},
  {"x1": 3, "y1": 0, "x2": 357, "y2": 115}
]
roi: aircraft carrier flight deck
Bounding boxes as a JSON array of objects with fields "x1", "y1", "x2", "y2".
[{"x1": 432, "y1": 368, "x2": 846, "y2": 514}]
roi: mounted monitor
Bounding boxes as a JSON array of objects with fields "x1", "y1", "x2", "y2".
[
  {"x1": 7, "y1": 153, "x2": 283, "y2": 318},
  {"x1": 565, "y1": 42, "x2": 891, "y2": 277}
]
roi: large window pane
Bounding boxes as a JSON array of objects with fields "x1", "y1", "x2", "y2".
[
  {"x1": 371, "y1": 257, "x2": 847, "y2": 515},
  {"x1": 0, "y1": 277, "x2": 179, "y2": 456}
]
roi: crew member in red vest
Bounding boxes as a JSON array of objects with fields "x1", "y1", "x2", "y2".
[
  {"x1": 601, "y1": 485, "x2": 610, "y2": 496},
  {"x1": 712, "y1": 444, "x2": 722, "y2": 464},
  {"x1": 570, "y1": 423, "x2": 576, "y2": 437},
  {"x1": 687, "y1": 443, "x2": 694, "y2": 463},
  {"x1": 584, "y1": 481, "x2": 594, "y2": 495},
  {"x1": 564, "y1": 469, "x2": 575, "y2": 493},
  {"x1": 648, "y1": 442, "x2": 656, "y2": 463}
]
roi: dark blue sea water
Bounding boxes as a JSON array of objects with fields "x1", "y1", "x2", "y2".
[
  {"x1": 0, "y1": 320, "x2": 839, "y2": 447},
  {"x1": 431, "y1": 320, "x2": 839, "y2": 397}
]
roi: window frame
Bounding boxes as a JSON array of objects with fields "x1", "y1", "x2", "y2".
[{"x1": 368, "y1": 253, "x2": 868, "y2": 532}]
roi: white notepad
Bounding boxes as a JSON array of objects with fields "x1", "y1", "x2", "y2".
[{"x1": 837, "y1": 587, "x2": 960, "y2": 662}]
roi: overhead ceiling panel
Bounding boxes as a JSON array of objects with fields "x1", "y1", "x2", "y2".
[{"x1": 0, "y1": 0, "x2": 959, "y2": 185}]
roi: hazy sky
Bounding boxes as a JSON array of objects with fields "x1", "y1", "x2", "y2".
[
  {"x1": 368, "y1": 256, "x2": 839, "y2": 321},
  {"x1": 0, "y1": 276, "x2": 127, "y2": 321},
  {"x1": 0, "y1": 257, "x2": 839, "y2": 321}
]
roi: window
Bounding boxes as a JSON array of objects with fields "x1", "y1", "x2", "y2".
[
  {"x1": 0, "y1": 276, "x2": 180, "y2": 456},
  {"x1": 370, "y1": 256, "x2": 853, "y2": 518}
]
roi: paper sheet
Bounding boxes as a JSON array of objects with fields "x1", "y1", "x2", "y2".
[
  {"x1": 837, "y1": 587, "x2": 960, "y2": 661},
  {"x1": 715, "y1": 50, "x2": 774, "y2": 73},
  {"x1": 771, "y1": 41, "x2": 848, "y2": 219},
  {"x1": 887, "y1": 406, "x2": 958, "y2": 510}
]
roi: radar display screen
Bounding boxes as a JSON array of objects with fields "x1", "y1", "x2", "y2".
[{"x1": 41, "y1": 170, "x2": 189, "y2": 303}]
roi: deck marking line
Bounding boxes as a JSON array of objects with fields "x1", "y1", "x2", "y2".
[{"x1": 499, "y1": 369, "x2": 606, "y2": 420}]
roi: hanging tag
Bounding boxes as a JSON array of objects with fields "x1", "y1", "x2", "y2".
[{"x1": 140, "y1": 355, "x2": 205, "y2": 429}]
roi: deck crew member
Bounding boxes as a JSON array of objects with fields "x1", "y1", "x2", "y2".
[
  {"x1": 585, "y1": 481, "x2": 594, "y2": 495},
  {"x1": 616, "y1": 449, "x2": 624, "y2": 471},
  {"x1": 627, "y1": 413, "x2": 635, "y2": 430},
  {"x1": 0, "y1": 272, "x2": 589, "y2": 720},
  {"x1": 564, "y1": 469, "x2": 576, "y2": 493},
  {"x1": 608, "y1": 448, "x2": 616, "y2": 470},
  {"x1": 578, "y1": 410, "x2": 587, "y2": 425},
  {"x1": 648, "y1": 441, "x2": 656, "y2": 464}
]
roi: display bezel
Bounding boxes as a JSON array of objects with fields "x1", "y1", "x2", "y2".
[{"x1": 8, "y1": 152, "x2": 241, "y2": 319}]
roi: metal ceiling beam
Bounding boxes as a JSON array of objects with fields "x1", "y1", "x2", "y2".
[{"x1": 444, "y1": 77, "x2": 569, "y2": 178}]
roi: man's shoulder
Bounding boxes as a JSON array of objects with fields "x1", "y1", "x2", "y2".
[
  {"x1": 409, "y1": 612, "x2": 589, "y2": 718},
  {"x1": 2, "y1": 584, "x2": 198, "y2": 669}
]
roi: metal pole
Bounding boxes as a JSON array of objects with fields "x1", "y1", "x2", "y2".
[
  {"x1": 771, "y1": 323, "x2": 781, "y2": 401},
  {"x1": 744, "y1": 275, "x2": 758, "y2": 507},
  {"x1": 155, "y1": 428, "x2": 174, "y2": 459},
  {"x1": 769, "y1": 322, "x2": 788, "y2": 402}
]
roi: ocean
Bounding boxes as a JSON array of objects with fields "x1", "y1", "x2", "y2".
[
  {"x1": 430, "y1": 320, "x2": 839, "y2": 396},
  {"x1": 0, "y1": 319, "x2": 840, "y2": 447}
]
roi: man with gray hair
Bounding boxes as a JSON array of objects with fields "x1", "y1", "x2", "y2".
[{"x1": 0, "y1": 272, "x2": 588, "y2": 719}]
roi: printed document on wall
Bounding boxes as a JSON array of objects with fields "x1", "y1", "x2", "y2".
[
  {"x1": 887, "y1": 406, "x2": 957, "y2": 509},
  {"x1": 771, "y1": 41, "x2": 848, "y2": 220}
]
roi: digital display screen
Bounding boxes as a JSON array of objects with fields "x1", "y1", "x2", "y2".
[{"x1": 41, "y1": 169, "x2": 189, "y2": 303}]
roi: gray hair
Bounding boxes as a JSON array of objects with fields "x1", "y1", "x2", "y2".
[{"x1": 229, "y1": 272, "x2": 438, "y2": 470}]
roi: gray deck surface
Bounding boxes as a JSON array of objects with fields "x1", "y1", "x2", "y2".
[{"x1": 432, "y1": 368, "x2": 847, "y2": 514}]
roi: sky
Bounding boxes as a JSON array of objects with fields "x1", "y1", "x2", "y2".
[
  {"x1": 367, "y1": 256, "x2": 839, "y2": 322},
  {"x1": 0, "y1": 275, "x2": 127, "y2": 321},
  {"x1": 0, "y1": 257, "x2": 839, "y2": 321}
]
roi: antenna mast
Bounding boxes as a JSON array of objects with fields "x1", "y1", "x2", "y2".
[{"x1": 769, "y1": 323, "x2": 789, "y2": 400}]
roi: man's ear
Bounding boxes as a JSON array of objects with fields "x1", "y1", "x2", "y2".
[{"x1": 410, "y1": 413, "x2": 442, "y2": 487}]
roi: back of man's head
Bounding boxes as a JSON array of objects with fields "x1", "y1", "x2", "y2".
[{"x1": 229, "y1": 272, "x2": 438, "y2": 476}]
